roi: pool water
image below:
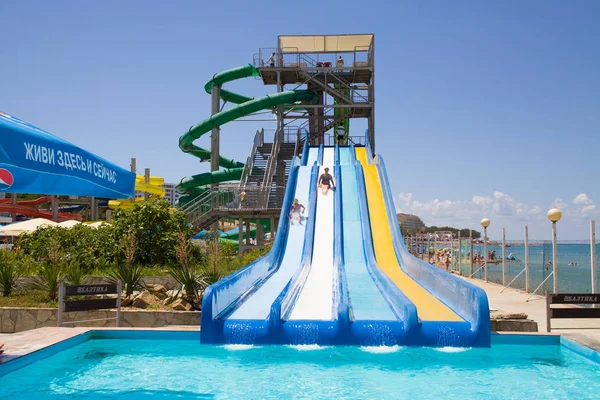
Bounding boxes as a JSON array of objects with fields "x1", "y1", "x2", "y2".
[{"x1": 1, "y1": 338, "x2": 599, "y2": 399}]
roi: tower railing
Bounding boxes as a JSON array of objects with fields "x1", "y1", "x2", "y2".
[{"x1": 239, "y1": 129, "x2": 264, "y2": 188}]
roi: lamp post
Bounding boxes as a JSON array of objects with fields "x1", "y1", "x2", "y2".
[
  {"x1": 481, "y1": 218, "x2": 491, "y2": 282},
  {"x1": 547, "y1": 208, "x2": 562, "y2": 293}
]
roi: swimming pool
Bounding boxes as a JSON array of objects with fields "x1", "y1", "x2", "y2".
[{"x1": 1, "y1": 331, "x2": 599, "y2": 399}]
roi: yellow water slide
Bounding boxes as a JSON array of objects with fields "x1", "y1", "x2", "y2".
[
  {"x1": 355, "y1": 147, "x2": 462, "y2": 322},
  {"x1": 108, "y1": 175, "x2": 166, "y2": 209}
]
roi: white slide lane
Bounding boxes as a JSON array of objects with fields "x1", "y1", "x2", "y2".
[{"x1": 288, "y1": 148, "x2": 335, "y2": 320}]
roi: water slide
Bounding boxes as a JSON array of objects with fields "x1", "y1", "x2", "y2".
[
  {"x1": 108, "y1": 175, "x2": 166, "y2": 210},
  {"x1": 356, "y1": 146, "x2": 490, "y2": 346},
  {"x1": 0, "y1": 196, "x2": 82, "y2": 221},
  {"x1": 177, "y1": 65, "x2": 317, "y2": 203},
  {"x1": 201, "y1": 142, "x2": 489, "y2": 346}
]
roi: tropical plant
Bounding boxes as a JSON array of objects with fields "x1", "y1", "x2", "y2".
[
  {"x1": 30, "y1": 237, "x2": 67, "y2": 300},
  {"x1": 108, "y1": 231, "x2": 144, "y2": 297},
  {"x1": 169, "y1": 233, "x2": 206, "y2": 305},
  {"x1": 67, "y1": 261, "x2": 87, "y2": 285},
  {"x1": 0, "y1": 249, "x2": 20, "y2": 297}
]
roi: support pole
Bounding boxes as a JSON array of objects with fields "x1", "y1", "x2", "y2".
[
  {"x1": 457, "y1": 231, "x2": 462, "y2": 275},
  {"x1": 116, "y1": 281, "x2": 122, "y2": 327},
  {"x1": 257, "y1": 220, "x2": 264, "y2": 247},
  {"x1": 270, "y1": 217, "x2": 275, "y2": 240},
  {"x1": 52, "y1": 195, "x2": 59, "y2": 221},
  {"x1": 502, "y1": 228, "x2": 506, "y2": 286},
  {"x1": 525, "y1": 225, "x2": 530, "y2": 293},
  {"x1": 469, "y1": 230, "x2": 473, "y2": 277},
  {"x1": 245, "y1": 219, "x2": 251, "y2": 246},
  {"x1": 10, "y1": 193, "x2": 16, "y2": 222},
  {"x1": 484, "y1": 227, "x2": 488, "y2": 282},
  {"x1": 238, "y1": 217, "x2": 243, "y2": 254},
  {"x1": 144, "y1": 168, "x2": 150, "y2": 201},
  {"x1": 552, "y1": 221, "x2": 559, "y2": 293},
  {"x1": 57, "y1": 280, "x2": 64, "y2": 327},
  {"x1": 211, "y1": 85, "x2": 221, "y2": 236},
  {"x1": 591, "y1": 220, "x2": 597, "y2": 307},
  {"x1": 90, "y1": 197, "x2": 98, "y2": 221}
]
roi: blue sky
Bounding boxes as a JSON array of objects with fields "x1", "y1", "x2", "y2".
[{"x1": 1, "y1": 1, "x2": 598, "y2": 239}]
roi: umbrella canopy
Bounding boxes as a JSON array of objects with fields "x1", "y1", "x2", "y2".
[
  {"x1": 0, "y1": 112, "x2": 135, "y2": 198},
  {"x1": 58, "y1": 220, "x2": 81, "y2": 228},
  {"x1": 88, "y1": 221, "x2": 110, "y2": 228},
  {"x1": 0, "y1": 218, "x2": 58, "y2": 236}
]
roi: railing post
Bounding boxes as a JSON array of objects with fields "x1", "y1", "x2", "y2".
[
  {"x1": 502, "y1": 228, "x2": 506, "y2": 286},
  {"x1": 484, "y1": 227, "x2": 489, "y2": 282},
  {"x1": 457, "y1": 231, "x2": 462, "y2": 275},
  {"x1": 591, "y1": 220, "x2": 597, "y2": 308},
  {"x1": 525, "y1": 225, "x2": 530, "y2": 293},
  {"x1": 57, "y1": 280, "x2": 64, "y2": 327},
  {"x1": 469, "y1": 230, "x2": 473, "y2": 277},
  {"x1": 116, "y1": 281, "x2": 122, "y2": 327}
]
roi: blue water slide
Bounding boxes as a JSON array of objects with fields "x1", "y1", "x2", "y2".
[
  {"x1": 352, "y1": 159, "x2": 420, "y2": 345},
  {"x1": 221, "y1": 150, "x2": 320, "y2": 344},
  {"x1": 278, "y1": 147, "x2": 344, "y2": 344},
  {"x1": 374, "y1": 153, "x2": 491, "y2": 347},
  {"x1": 200, "y1": 155, "x2": 303, "y2": 343}
]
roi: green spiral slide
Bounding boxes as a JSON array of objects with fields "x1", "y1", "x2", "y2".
[{"x1": 177, "y1": 64, "x2": 318, "y2": 205}]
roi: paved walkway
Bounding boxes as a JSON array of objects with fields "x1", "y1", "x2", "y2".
[
  {"x1": 459, "y1": 275, "x2": 600, "y2": 351},
  {"x1": 0, "y1": 326, "x2": 200, "y2": 366}
]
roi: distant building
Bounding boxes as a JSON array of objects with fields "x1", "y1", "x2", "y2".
[
  {"x1": 396, "y1": 213, "x2": 425, "y2": 231},
  {"x1": 163, "y1": 183, "x2": 183, "y2": 207}
]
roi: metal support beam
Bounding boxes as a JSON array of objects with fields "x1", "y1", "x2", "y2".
[
  {"x1": 270, "y1": 217, "x2": 275, "y2": 240},
  {"x1": 144, "y1": 168, "x2": 150, "y2": 201},
  {"x1": 238, "y1": 217, "x2": 243, "y2": 254},
  {"x1": 591, "y1": 220, "x2": 597, "y2": 307},
  {"x1": 51, "y1": 195, "x2": 59, "y2": 221},
  {"x1": 245, "y1": 219, "x2": 251, "y2": 245},
  {"x1": 525, "y1": 225, "x2": 530, "y2": 293}
]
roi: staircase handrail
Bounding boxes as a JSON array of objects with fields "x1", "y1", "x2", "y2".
[{"x1": 240, "y1": 128, "x2": 264, "y2": 188}]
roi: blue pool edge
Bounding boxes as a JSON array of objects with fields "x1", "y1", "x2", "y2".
[{"x1": 0, "y1": 330, "x2": 597, "y2": 377}]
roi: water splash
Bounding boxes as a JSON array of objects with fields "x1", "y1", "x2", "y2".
[
  {"x1": 222, "y1": 344, "x2": 257, "y2": 351},
  {"x1": 360, "y1": 345, "x2": 402, "y2": 354},
  {"x1": 287, "y1": 344, "x2": 329, "y2": 351},
  {"x1": 434, "y1": 347, "x2": 471, "y2": 353}
]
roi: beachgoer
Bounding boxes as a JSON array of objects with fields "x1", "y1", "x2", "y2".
[
  {"x1": 267, "y1": 52, "x2": 276, "y2": 67},
  {"x1": 0, "y1": 343, "x2": 4, "y2": 354},
  {"x1": 336, "y1": 125, "x2": 345, "y2": 145},
  {"x1": 336, "y1": 56, "x2": 344, "y2": 70},
  {"x1": 318, "y1": 167, "x2": 336, "y2": 195},
  {"x1": 289, "y1": 198, "x2": 305, "y2": 225}
]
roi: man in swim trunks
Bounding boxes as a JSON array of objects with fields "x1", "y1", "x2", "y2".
[
  {"x1": 318, "y1": 167, "x2": 335, "y2": 194},
  {"x1": 289, "y1": 198, "x2": 305, "y2": 225}
]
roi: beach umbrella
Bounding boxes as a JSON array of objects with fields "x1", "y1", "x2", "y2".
[
  {"x1": 0, "y1": 112, "x2": 135, "y2": 198},
  {"x1": 0, "y1": 218, "x2": 58, "y2": 236},
  {"x1": 88, "y1": 221, "x2": 111, "y2": 228},
  {"x1": 58, "y1": 220, "x2": 81, "y2": 228}
]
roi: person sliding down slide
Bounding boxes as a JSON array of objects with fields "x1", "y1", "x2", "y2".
[
  {"x1": 289, "y1": 198, "x2": 306, "y2": 225},
  {"x1": 318, "y1": 167, "x2": 336, "y2": 195}
]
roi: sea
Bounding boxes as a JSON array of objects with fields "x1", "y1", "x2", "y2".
[{"x1": 456, "y1": 242, "x2": 600, "y2": 294}]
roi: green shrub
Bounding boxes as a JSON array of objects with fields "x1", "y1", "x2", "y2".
[
  {"x1": 108, "y1": 231, "x2": 144, "y2": 297},
  {"x1": 0, "y1": 249, "x2": 20, "y2": 297},
  {"x1": 29, "y1": 237, "x2": 67, "y2": 300}
]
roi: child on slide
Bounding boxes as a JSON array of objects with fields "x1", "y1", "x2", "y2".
[
  {"x1": 318, "y1": 167, "x2": 336, "y2": 195},
  {"x1": 289, "y1": 198, "x2": 306, "y2": 225}
]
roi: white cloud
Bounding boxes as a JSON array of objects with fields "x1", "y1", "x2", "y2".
[
  {"x1": 571, "y1": 193, "x2": 596, "y2": 216},
  {"x1": 573, "y1": 193, "x2": 593, "y2": 205},
  {"x1": 552, "y1": 198, "x2": 568, "y2": 210}
]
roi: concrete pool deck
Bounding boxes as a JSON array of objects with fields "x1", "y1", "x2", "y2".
[{"x1": 458, "y1": 275, "x2": 600, "y2": 351}]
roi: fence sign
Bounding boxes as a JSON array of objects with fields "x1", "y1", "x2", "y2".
[
  {"x1": 546, "y1": 292, "x2": 600, "y2": 332},
  {"x1": 58, "y1": 281, "x2": 122, "y2": 327}
]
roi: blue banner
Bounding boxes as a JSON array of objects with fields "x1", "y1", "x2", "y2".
[{"x1": 0, "y1": 112, "x2": 135, "y2": 199}]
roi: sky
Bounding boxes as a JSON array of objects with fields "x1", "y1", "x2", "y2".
[{"x1": 1, "y1": 1, "x2": 599, "y2": 240}]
